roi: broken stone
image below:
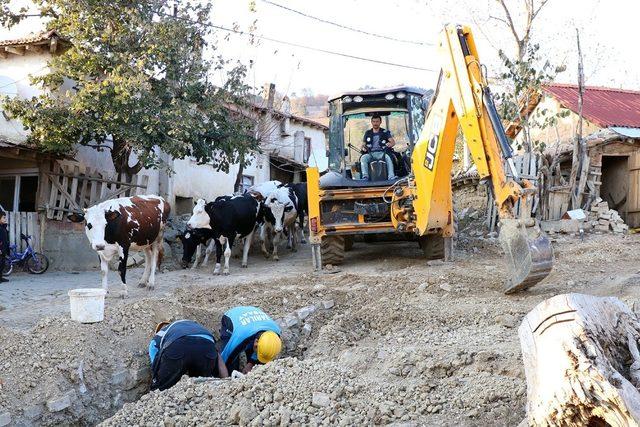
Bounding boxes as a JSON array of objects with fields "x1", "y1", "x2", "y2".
[
  {"x1": 439, "y1": 283, "x2": 452, "y2": 292},
  {"x1": 302, "y1": 323, "x2": 312, "y2": 337},
  {"x1": 321, "y1": 300, "x2": 335, "y2": 309},
  {"x1": 46, "y1": 394, "x2": 71, "y2": 412},
  {"x1": 283, "y1": 315, "x2": 298, "y2": 328},
  {"x1": 312, "y1": 392, "x2": 331, "y2": 408},
  {"x1": 22, "y1": 404, "x2": 43, "y2": 420},
  {"x1": 111, "y1": 370, "x2": 129, "y2": 386},
  {"x1": 0, "y1": 412, "x2": 10, "y2": 427},
  {"x1": 296, "y1": 305, "x2": 316, "y2": 320}
]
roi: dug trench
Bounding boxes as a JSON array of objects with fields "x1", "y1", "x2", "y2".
[{"x1": 2, "y1": 234, "x2": 640, "y2": 426}]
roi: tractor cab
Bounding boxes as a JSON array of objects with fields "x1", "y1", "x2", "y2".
[{"x1": 322, "y1": 86, "x2": 431, "y2": 189}]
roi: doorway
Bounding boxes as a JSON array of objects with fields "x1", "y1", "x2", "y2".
[{"x1": 600, "y1": 155, "x2": 628, "y2": 221}]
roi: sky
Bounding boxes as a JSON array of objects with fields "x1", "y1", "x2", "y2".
[
  {"x1": 3, "y1": 0, "x2": 638, "y2": 98},
  {"x1": 206, "y1": 0, "x2": 640, "y2": 98}
]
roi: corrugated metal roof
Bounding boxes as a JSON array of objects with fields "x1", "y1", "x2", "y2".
[{"x1": 543, "y1": 84, "x2": 640, "y2": 128}]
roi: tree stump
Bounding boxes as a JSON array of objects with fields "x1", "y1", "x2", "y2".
[{"x1": 519, "y1": 293, "x2": 640, "y2": 426}]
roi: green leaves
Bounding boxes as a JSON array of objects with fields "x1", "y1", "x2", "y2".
[
  {"x1": 496, "y1": 43, "x2": 565, "y2": 153},
  {"x1": 0, "y1": 0, "x2": 257, "y2": 173}
]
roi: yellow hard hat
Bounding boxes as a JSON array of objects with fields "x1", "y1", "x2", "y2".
[{"x1": 256, "y1": 331, "x2": 282, "y2": 363}]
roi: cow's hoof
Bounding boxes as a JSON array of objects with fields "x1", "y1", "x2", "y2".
[
  {"x1": 223, "y1": 270, "x2": 230, "y2": 276},
  {"x1": 213, "y1": 270, "x2": 221, "y2": 275},
  {"x1": 301, "y1": 240, "x2": 307, "y2": 244},
  {"x1": 147, "y1": 285, "x2": 155, "y2": 291},
  {"x1": 120, "y1": 292, "x2": 127, "y2": 299},
  {"x1": 273, "y1": 256, "x2": 279, "y2": 262},
  {"x1": 241, "y1": 264, "x2": 248, "y2": 268},
  {"x1": 137, "y1": 282, "x2": 147, "y2": 288}
]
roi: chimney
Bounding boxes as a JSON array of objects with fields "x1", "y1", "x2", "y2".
[{"x1": 263, "y1": 83, "x2": 275, "y2": 110}]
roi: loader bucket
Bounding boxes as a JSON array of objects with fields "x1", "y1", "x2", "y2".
[{"x1": 499, "y1": 219, "x2": 553, "y2": 293}]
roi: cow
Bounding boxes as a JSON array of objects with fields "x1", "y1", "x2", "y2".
[
  {"x1": 68, "y1": 195, "x2": 170, "y2": 297},
  {"x1": 185, "y1": 198, "x2": 228, "y2": 270},
  {"x1": 248, "y1": 180, "x2": 282, "y2": 201},
  {"x1": 261, "y1": 186, "x2": 298, "y2": 261},
  {"x1": 179, "y1": 194, "x2": 261, "y2": 275},
  {"x1": 279, "y1": 182, "x2": 308, "y2": 244}
]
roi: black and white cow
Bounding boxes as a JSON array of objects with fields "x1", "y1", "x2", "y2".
[
  {"x1": 179, "y1": 194, "x2": 261, "y2": 275},
  {"x1": 261, "y1": 186, "x2": 298, "y2": 261},
  {"x1": 279, "y1": 182, "x2": 308, "y2": 244},
  {"x1": 185, "y1": 197, "x2": 230, "y2": 269},
  {"x1": 68, "y1": 195, "x2": 171, "y2": 297}
]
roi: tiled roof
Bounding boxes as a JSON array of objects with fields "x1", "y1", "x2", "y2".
[{"x1": 0, "y1": 30, "x2": 63, "y2": 47}]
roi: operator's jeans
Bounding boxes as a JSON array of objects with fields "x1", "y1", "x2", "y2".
[{"x1": 361, "y1": 151, "x2": 395, "y2": 180}]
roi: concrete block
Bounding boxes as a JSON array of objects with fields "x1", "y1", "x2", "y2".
[
  {"x1": 312, "y1": 392, "x2": 331, "y2": 408},
  {"x1": 0, "y1": 412, "x2": 10, "y2": 427},
  {"x1": 595, "y1": 224, "x2": 610, "y2": 232},
  {"x1": 598, "y1": 219, "x2": 610, "y2": 226},
  {"x1": 321, "y1": 300, "x2": 335, "y2": 310},
  {"x1": 296, "y1": 305, "x2": 316, "y2": 320},
  {"x1": 540, "y1": 220, "x2": 580, "y2": 234},
  {"x1": 46, "y1": 394, "x2": 71, "y2": 412}
]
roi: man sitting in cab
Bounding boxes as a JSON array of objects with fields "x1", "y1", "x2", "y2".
[
  {"x1": 360, "y1": 114, "x2": 397, "y2": 181},
  {"x1": 219, "y1": 306, "x2": 282, "y2": 374}
]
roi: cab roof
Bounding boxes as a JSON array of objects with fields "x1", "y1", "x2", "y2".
[{"x1": 328, "y1": 86, "x2": 429, "y2": 102}]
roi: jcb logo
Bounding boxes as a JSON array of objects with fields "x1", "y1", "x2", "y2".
[{"x1": 425, "y1": 134, "x2": 439, "y2": 170}]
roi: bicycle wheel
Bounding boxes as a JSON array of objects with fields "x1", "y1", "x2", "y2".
[
  {"x1": 26, "y1": 253, "x2": 49, "y2": 274},
  {"x1": 2, "y1": 262, "x2": 12, "y2": 276}
]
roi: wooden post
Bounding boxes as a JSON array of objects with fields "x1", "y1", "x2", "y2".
[{"x1": 519, "y1": 294, "x2": 640, "y2": 426}]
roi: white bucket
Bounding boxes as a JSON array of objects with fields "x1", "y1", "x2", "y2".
[{"x1": 68, "y1": 288, "x2": 107, "y2": 323}]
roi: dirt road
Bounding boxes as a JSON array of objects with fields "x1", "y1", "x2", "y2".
[{"x1": 1, "y1": 234, "x2": 640, "y2": 426}]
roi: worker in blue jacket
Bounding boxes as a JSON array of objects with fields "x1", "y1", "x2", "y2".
[
  {"x1": 149, "y1": 319, "x2": 228, "y2": 390},
  {"x1": 219, "y1": 306, "x2": 282, "y2": 374}
]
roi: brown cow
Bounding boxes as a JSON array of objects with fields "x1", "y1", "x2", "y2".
[{"x1": 69, "y1": 195, "x2": 170, "y2": 297}]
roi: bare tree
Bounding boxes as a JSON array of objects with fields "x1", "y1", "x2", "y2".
[
  {"x1": 492, "y1": 0, "x2": 551, "y2": 60},
  {"x1": 568, "y1": 28, "x2": 590, "y2": 210}
]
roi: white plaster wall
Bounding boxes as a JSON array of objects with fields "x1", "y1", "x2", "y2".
[{"x1": 171, "y1": 152, "x2": 271, "y2": 201}]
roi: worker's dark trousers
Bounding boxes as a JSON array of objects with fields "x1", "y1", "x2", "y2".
[{"x1": 151, "y1": 336, "x2": 218, "y2": 391}]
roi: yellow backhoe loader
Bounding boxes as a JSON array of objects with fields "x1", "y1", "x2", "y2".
[{"x1": 306, "y1": 24, "x2": 553, "y2": 293}]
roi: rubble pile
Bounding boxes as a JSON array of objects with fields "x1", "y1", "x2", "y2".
[{"x1": 588, "y1": 198, "x2": 628, "y2": 234}]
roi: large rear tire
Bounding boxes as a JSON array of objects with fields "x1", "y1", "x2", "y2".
[
  {"x1": 321, "y1": 236, "x2": 345, "y2": 266},
  {"x1": 418, "y1": 235, "x2": 444, "y2": 260},
  {"x1": 344, "y1": 236, "x2": 354, "y2": 252}
]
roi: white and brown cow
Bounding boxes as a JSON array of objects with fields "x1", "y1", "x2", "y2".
[{"x1": 68, "y1": 195, "x2": 170, "y2": 297}]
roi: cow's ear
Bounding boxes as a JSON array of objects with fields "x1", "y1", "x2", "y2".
[
  {"x1": 68, "y1": 212, "x2": 85, "y2": 223},
  {"x1": 105, "y1": 210, "x2": 121, "y2": 222}
]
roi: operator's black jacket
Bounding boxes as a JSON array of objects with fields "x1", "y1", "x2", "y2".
[{"x1": 0, "y1": 222, "x2": 9, "y2": 256}]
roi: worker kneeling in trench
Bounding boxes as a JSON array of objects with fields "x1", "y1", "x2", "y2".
[
  {"x1": 149, "y1": 320, "x2": 229, "y2": 391},
  {"x1": 219, "y1": 306, "x2": 283, "y2": 374}
]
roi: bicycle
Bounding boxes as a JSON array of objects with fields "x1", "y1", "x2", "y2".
[{"x1": 2, "y1": 233, "x2": 49, "y2": 276}]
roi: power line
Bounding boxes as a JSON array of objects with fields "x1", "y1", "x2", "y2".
[
  {"x1": 259, "y1": 0, "x2": 432, "y2": 47},
  {"x1": 160, "y1": 13, "x2": 436, "y2": 72}
]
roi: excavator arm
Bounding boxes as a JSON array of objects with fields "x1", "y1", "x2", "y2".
[{"x1": 403, "y1": 25, "x2": 553, "y2": 292}]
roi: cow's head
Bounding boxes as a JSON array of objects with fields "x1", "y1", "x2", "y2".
[
  {"x1": 265, "y1": 193, "x2": 295, "y2": 233},
  {"x1": 178, "y1": 228, "x2": 212, "y2": 268},
  {"x1": 68, "y1": 207, "x2": 121, "y2": 251},
  {"x1": 187, "y1": 199, "x2": 211, "y2": 230}
]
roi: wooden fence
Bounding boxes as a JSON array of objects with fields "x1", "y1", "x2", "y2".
[
  {"x1": 42, "y1": 161, "x2": 149, "y2": 220},
  {"x1": 486, "y1": 153, "x2": 540, "y2": 231},
  {"x1": 7, "y1": 211, "x2": 40, "y2": 252}
]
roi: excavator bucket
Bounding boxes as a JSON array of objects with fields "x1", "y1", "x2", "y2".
[{"x1": 499, "y1": 219, "x2": 553, "y2": 293}]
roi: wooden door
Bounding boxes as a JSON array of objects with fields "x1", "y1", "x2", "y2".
[{"x1": 628, "y1": 152, "x2": 640, "y2": 228}]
